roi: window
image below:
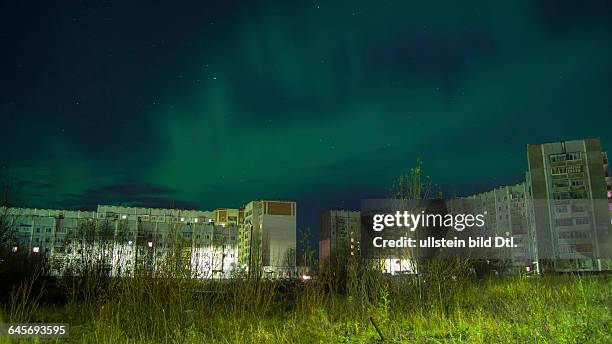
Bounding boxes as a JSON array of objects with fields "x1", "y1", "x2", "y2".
[
  {"x1": 46, "y1": 227, "x2": 52, "y2": 233},
  {"x1": 575, "y1": 217, "x2": 590, "y2": 225},
  {"x1": 36, "y1": 228, "x2": 41, "y2": 233},
  {"x1": 550, "y1": 154, "x2": 566, "y2": 163},
  {"x1": 566, "y1": 152, "x2": 581, "y2": 161},
  {"x1": 551, "y1": 166, "x2": 567, "y2": 175},
  {"x1": 575, "y1": 244, "x2": 592, "y2": 253},
  {"x1": 555, "y1": 218, "x2": 573, "y2": 226},
  {"x1": 553, "y1": 192, "x2": 570, "y2": 200},
  {"x1": 556, "y1": 206, "x2": 569, "y2": 213},
  {"x1": 570, "y1": 179, "x2": 585, "y2": 187},
  {"x1": 553, "y1": 180, "x2": 569, "y2": 188},
  {"x1": 571, "y1": 205, "x2": 586, "y2": 212},
  {"x1": 570, "y1": 191, "x2": 587, "y2": 199},
  {"x1": 566, "y1": 165, "x2": 583, "y2": 174}
]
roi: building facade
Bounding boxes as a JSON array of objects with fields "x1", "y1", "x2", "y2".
[
  {"x1": 319, "y1": 210, "x2": 361, "y2": 269},
  {"x1": 4, "y1": 201, "x2": 296, "y2": 278},
  {"x1": 527, "y1": 138, "x2": 612, "y2": 271},
  {"x1": 240, "y1": 200, "x2": 296, "y2": 278},
  {"x1": 459, "y1": 183, "x2": 538, "y2": 272}
]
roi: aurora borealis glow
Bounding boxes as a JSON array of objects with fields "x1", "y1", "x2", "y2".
[{"x1": 1, "y1": 1, "x2": 612, "y2": 240}]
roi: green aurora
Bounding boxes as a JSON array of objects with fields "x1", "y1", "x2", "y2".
[{"x1": 1, "y1": 1, "x2": 612, "y2": 239}]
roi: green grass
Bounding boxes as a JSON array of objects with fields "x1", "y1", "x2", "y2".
[{"x1": 1, "y1": 268, "x2": 611, "y2": 343}]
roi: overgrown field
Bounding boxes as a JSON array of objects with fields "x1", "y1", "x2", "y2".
[{"x1": 1, "y1": 267, "x2": 610, "y2": 343}]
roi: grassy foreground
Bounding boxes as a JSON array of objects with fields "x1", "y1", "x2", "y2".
[{"x1": 1, "y1": 272, "x2": 610, "y2": 343}]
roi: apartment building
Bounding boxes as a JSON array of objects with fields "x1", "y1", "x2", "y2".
[
  {"x1": 527, "y1": 138, "x2": 612, "y2": 271},
  {"x1": 240, "y1": 200, "x2": 296, "y2": 278},
  {"x1": 319, "y1": 210, "x2": 361, "y2": 269},
  {"x1": 460, "y1": 183, "x2": 538, "y2": 272},
  {"x1": 5, "y1": 205, "x2": 239, "y2": 278}
]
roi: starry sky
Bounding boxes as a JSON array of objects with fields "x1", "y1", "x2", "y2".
[{"x1": 1, "y1": 1, "x2": 612, "y2": 245}]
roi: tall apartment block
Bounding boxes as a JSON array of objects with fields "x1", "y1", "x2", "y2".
[
  {"x1": 240, "y1": 200, "x2": 296, "y2": 278},
  {"x1": 527, "y1": 138, "x2": 612, "y2": 271},
  {"x1": 319, "y1": 210, "x2": 361, "y2": 269}
]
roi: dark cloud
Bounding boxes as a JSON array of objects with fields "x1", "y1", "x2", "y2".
[{"x1": 57, "y1": 181, "x2": 189, "y2": 210}]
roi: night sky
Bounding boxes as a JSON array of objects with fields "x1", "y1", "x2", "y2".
[{"x1": 1, "y1": 1, "x2": 612, "y2": 245}]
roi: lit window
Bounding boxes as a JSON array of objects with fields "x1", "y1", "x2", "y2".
[
  {"x1": 194, "y1": 218, "x2": 198, "y2": 223},
  {"x1": 147, "y1": 241, "x2": 153, "y2": 248},
  {"x1": 551, "y1": 166, "x2": 567, "y2": 175},
  {"x1": 181, "y1": 217, "x2": 185, "y2": 222},
  {"x1": 32, "y1": 246, "x2": 40, "y2": 253},
  {"x1": 122, "y1": 215, "x2": 127, "y2": 219},
  {"x1": 12, "y1": 246, "x2": 18, "y2": 253}
]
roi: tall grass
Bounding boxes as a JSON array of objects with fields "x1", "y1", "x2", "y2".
[{"x1": 1, "y1": 256, "x2": 610, "y2": 343}]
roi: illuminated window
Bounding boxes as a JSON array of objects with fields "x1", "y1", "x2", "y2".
[{"x1": 551, "y1": 166, "x2": 567, "y2": 175}]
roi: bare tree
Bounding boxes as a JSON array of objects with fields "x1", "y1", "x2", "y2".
[{"x1": 299, "y1": 227, "x2": 314, "y2": 272}]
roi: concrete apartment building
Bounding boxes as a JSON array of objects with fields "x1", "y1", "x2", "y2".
[
  {"x1": 527, "y1": 138, "x2": 612, "y2": 271},
  {"x1": 239, "y1": 200, "x2": 297, "y2": 278},
  {"x1": 4, "y1": 201, "x2": 296, "y2": 278},
  {"x1": 5, "y1": 205, "x2": 238, "y2": 278},
  {"x1": 317, "y1": 139, "x2": 611, "y2": 275},
  {"x1": 319, "y1": 210, "x2": 361, "y2": 269},
  {"x1": 319, "y1": 210, "x2": 414, "y2": 274},
  {"x1": 460, "y1": 183, "x2": 538, "y2": 271}
]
